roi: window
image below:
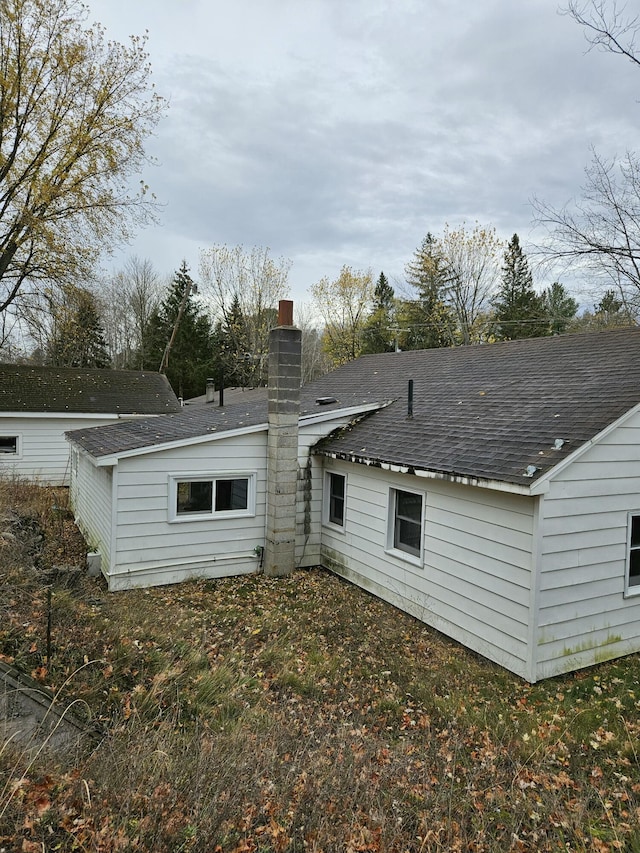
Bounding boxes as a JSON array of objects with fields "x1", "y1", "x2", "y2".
[
  {"x1": 626, "y1": 513, "x2": 640, "y2": 593},
  {"x1": 325, "y1": 472, "x2": 346, "y2": 528},
  {"x1": 0, "y1": 436, "x2": 18, "y2": 454},
  {"x1": 389, "y1": 487, "x2": 424, "y2": 561},
  {"x1": 170, "y1": 472, "x2": 255, "y2": 521}
]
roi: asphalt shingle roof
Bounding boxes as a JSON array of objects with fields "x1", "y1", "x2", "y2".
[
  {"x1": 0, "y1": 364, "x2": 181, "y2": 414},
  {"x1": 313, "y1": 328, "x2": 640, "y2": 486},
  {"x1": 67, "y1": 328, "x2": 640, "y2": 487}
]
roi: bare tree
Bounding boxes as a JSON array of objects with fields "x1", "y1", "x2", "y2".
[
  {"x1": 533, "y1": 2, "x2": 640, "y2": 320},
  {"x1": 438, "y1": 223, "x2": 503, "y2": 344},
  {"x1": 295, "y1": 301, "x2": 331, "y2": 382},
  {"x1": 534, "y1": 151, "x2": 640, "y2": 318},
  {"x1": 565, "y1": 0, "x2": 640, "y2": 68},
  {"x1": 100, "y1": 257, "x2": 162, "y2": 368},
  {"x1": 199, "y1": 245, "x2": 290, "y2": 385}
]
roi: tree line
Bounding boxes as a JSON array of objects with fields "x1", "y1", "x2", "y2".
[{"x1": 311, "y1": 225, "x2": 633, "y2": 368}]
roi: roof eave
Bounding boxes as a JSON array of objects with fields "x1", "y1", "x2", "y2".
[{"x1": 316, "y1": 449, "x2": 534, "y2": 496}]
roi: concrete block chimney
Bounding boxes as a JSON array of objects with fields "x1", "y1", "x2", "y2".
[{"x1": 264, "y1": 299, "x2": 301, "y2": 577}]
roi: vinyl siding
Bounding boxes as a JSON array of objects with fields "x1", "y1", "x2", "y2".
[
  {"x1": 70, "y1": 449, "x2": 113, "y2": 572},
  {"x1": 0, "y1": 415, "x2": 118, "y2": 485},
  {"x1": 320, "y1": 462, "x2": 535, "y2": 679},
  {"x1": 108, "y1": 431, "x2": 269, "y2": 590},
  {"x1": 295, "y1": 415, "x2": 358, "y2": 567},
  {"x1": 536, "y1": 410, "x2": 640, "y2": 679}
]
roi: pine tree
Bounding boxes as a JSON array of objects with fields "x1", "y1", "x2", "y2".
[
  {"x1": 541, "y1": 282, "x2": 578, "y2": 335},
  {"x1": 47, "y1": 284, "x2": 111, "y2": 368},
  {"x1": 216, "y1": 294, "x2": 250, "y2": 387},
  {"x1": 362, "y1": 272, "x2": 396, "y2": 354},
  {"x1": 492, "y1": 234, "x2": 546, "y2": 340},
  {"x1": 145, "y1": 263, "x2": 214, "y2": 399},
  {"x1": 402, "y1": 234, "x2": 454, "y2": 349}
]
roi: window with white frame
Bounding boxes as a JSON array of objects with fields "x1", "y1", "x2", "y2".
[
  {"x1": 324, "y1": 471, "x2": 346, "y2": 528},
  {"x1": 389, "y1": 487, "x2": 424, "y2": 560},
  {"x1": 626, "y1": 513, "x2": 640, "y2": 593},
  {"x1": 0, "y1": 436, "x2": 18, "y2": 455},
  {"x1": 169, "y1": 472, "x2": 255, "y2": 521}
]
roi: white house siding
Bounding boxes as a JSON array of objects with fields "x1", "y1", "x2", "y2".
[
  {"x1": 295, "y1": 415, "x2": 361, "y2": 568},
  {"x1": 319, "y1": 462, "x2": 535, "y2": 679},
  {"x1": 70, "y1": 449, "x2": 113, "y2": 572},
  {"x1": 0, "y1": 415, "x2": 118, "y2": 485},
  {"x1": 536, "y1": 411, "x2": 640, "y2": 680},
  {"x1": 107, "y1": 431, "x2": 269, "y2": 590}
]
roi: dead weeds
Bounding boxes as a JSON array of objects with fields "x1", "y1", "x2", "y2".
[{"x1": 1, "y1": 479, "x2": 640, "y2": 852}]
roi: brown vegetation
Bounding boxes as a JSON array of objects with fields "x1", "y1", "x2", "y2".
[{"x1": 1, "y1": 479, "x2": 640, "y2": 851}]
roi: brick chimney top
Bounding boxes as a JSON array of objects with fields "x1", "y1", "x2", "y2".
[{"x1": 277, "y1": 299, "x2": 294, "y2": 327}]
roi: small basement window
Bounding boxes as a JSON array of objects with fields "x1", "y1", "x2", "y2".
[
  {"x1": 324, "y1": 471, "x2": 346, "y2": 528},
  {"x1": 626, "y1": 513, "x2": 640, "y2": 594},
  {"x1": 0, "y1": 436, "x2": 18, "y2": 454},
  {"x1": 170, "y1": 472, "x2": 255, "y2": 522},
  {"x1": 387, "y1": 487, "x2": 424, "y2": 564}
]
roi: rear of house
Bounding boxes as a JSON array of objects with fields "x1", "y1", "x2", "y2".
[
  {"x1": 67, "y1": 327, "x2": 640, "y2": 681},
  {"x1": 68, "y1": 400, "x2": 372, "y2": 591}
]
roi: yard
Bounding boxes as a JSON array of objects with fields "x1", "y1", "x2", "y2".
[{"x1": 1, "y1": 479, "x2": 639, "y2": 852}]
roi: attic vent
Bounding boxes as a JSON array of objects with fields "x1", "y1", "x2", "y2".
[
  {"x1": 524, "y1": 465, "x2": 538, "y2": 478},
  {"x1": 316, "y1": 397, "x2": 336, "y2": 405},
  {"x1": 553, "y1": 438, "x2": 565, "y2": 450}
]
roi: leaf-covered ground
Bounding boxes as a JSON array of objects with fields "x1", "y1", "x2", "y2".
[{"x1": 1, "y1": 480, "x2": 640, "y2": 852}]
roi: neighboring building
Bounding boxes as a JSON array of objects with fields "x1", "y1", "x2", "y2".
[
  {"x1": 0, "y1": 365, "x2": 180, "y2": 485},
  {"x1": 68, "y1": 325, "x2": 640, "y2": 682}
]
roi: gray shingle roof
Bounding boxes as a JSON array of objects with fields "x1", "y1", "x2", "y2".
[
  {"x1": 0, "y1": 364, "x2": 180, "y2": 414},
  {"x1": 67, "y1": 399, "x2": 270, "y2": 457},
  {"x1": 314, "y1": 328, "x2": 640, "y2": 486},
  {"x1": 67, "y1": 328, "x2": 640, "y2": 487}
]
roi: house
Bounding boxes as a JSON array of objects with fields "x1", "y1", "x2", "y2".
[
  {"x1": 67, "y1": 317, "x2": 640, "y2": 682},
  {"x1": 0, "y1": 364, "x2": 180, "y2": 485}
]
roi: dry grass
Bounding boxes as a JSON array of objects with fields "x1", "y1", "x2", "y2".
[{"x1": 1, "y1": 478, "x2": 640, "y2": 852}]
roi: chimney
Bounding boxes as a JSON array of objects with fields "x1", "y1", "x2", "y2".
[
  {"x1": 205, "y1": 378, "x2": 215, "y2": 404},
  {"x1": 264, "y1": 300, "x2": 301, "y2": 577}
]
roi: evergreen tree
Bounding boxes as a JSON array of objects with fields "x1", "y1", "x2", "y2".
[
  {"x1": 402, "y1": 233, "x2": 454, "y2": 349},
  {"x1": 361, "y1": 272, "x2": 396, "y2": 354},
  {"x1": 145, "y1": 263, "x2": 214, "y2": 399},
  {"x1": 492, "y1": 234, "x2": 546, "y2": 340},
  {"x1": 541, "y1": 282, "x2": 578, "y2": 335},
  {"x1": 216, "y1": 294, "x2": 250, "y2": 387},
  {"x1": 47, "y1": 284, "x2": 111, "y2": 368}
]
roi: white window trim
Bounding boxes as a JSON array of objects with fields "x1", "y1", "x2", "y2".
[
  {"x1": 385, "y1": 486, "x2": 425, "y2": 568},
  {"x1": 168, "y1": 471, "x2": 257, "y2": 523},
  {"x1": 624, "y1": 510, "x2": 640, "y2": 597},
  {"x1": 323, "y1": 470, "x2": 347, "y2": 532},
  {"x1": 0, "y1": 434, "x2": 21, "y2": 458}
]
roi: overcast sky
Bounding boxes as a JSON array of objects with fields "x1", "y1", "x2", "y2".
[{"x1": 88, "y1": 0, "x2": 639, "y2": 309}]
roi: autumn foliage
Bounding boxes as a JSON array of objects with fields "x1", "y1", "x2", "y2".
[{"x1": 1, "y1": 480, "x2": 640, "y2": 851}]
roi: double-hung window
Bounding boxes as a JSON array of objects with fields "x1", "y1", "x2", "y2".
[
  {"x1": 170, "y1": 472, "x2": 255, "y2": 521},
  {"x1": 388, "y1": 487, "x2": 424, "y2": 563},
  {"x1": 626, "y1": 513, "x2": 640, "y2": 594},
  {"x1": 325, "y1": 471, "x2": 346, "y2": 529}
]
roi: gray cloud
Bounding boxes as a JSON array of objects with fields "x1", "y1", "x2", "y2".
[{"x1": 90, "y1": 0, "x2": 640, "y2": 302}]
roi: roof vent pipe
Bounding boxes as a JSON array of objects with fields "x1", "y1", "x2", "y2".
[
  {"x1": 205, "y1": 378, "x2": 215, "y2": 404},
  {"x1": 218, "y1": 370, "x2": 224, "y2": 407},
  {"x1": 407, "y1": 379, "x2": 414, "y2": 419}
]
